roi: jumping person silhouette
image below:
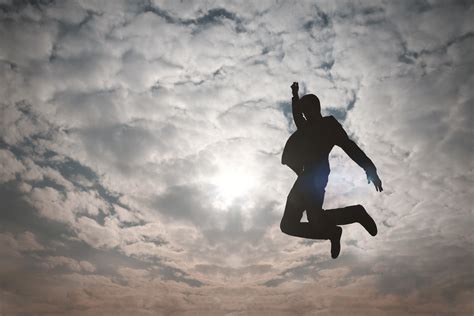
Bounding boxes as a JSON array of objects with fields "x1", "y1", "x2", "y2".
[{"x1": 280, "y1": 82, "x2": 383, "y2": 259}]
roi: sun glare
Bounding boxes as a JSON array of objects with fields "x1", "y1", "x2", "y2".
[{"x1": 211, "y1": 168, "x2": 257, "y2": 208}]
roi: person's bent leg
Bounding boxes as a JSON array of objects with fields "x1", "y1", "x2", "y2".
[{"x1": 280, "y1": 178, "x2": 344, "y2": 258}]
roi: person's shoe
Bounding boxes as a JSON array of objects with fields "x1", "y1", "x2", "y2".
[
  {"x1": 330, "y1": 226, "x2": 342, "y2": 259},
  {"x1": 356, "y1": 205, "x2": 377, "y2": 236}
]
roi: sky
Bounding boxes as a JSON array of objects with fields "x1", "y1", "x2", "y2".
[{"x1": 0, "y1": 0, "x2": 473, "y2": 315}]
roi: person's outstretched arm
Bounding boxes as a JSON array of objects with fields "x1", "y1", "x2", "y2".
[
  {"x1": 291, "y1": 82, "x2": 306, "y2": 129},
  {"x1": 333, "y1": 118, "x2": 383, "y2": 192}
]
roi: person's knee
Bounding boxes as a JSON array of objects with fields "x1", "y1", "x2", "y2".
[{"x1": 280, "y1": 219, "x2": 290, "y2": 234}]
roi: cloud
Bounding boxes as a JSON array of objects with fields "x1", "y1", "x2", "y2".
[
  {"x1": 40, "y1": 256, "x2": 96, "y2": 273},
  {"x1": 0, "y1": 231, "x2": 44, "y2": 252},
  {"x1": 0, "y1": 148, "x2": 25, "y2": 182},
  {"x1": 0, "y1": 0, "x2": 472, "y2": 314}
]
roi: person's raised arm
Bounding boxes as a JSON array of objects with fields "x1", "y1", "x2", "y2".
[
  {"x1": 333, "y1": 119, "x2": 383, "y2": 192},
  {"x1": 291, "y1": 82, "x2": 306, "y2": 129}
]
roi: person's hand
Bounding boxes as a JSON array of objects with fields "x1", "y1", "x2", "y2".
[
  {"x1": 366, "y1": 169, "x2": 383, "y2": 192},
  {"x1": 291, "y1": 82, "x2": 299, "y2": 98}
]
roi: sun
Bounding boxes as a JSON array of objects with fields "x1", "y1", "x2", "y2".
[{"x1": 210, "y1": 167, "x2": 257, "y2": 208}]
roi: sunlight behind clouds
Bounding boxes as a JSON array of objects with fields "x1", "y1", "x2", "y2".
[
  {"x1": 206, "y1": 142, "x2": 262, "y2": 210},
  {"x1": 211, "y1": 166, "x2": 257, "y2": 209}
]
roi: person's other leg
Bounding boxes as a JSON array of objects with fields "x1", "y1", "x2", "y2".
[{"x1": 324, "y1": 205, "x2": 377, "y2": 236}]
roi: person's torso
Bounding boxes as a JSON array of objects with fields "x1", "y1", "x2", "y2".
[
  {"x1": 282, "y1": 116, "x2": 344, "y2": 179},
  {"x1": 300, "y1": 116, "x2": 339, "y2": 169}
]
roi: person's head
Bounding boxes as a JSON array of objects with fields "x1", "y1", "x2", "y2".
[{"x1": 300, "y1": 94, "x2": 321, "y2": 121}]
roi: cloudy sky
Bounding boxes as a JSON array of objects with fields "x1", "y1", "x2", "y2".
[{"x1": 1, "y1": 0, "x2": 473, "y2": 315}]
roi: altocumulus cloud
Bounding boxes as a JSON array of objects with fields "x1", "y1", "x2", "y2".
[{"x1": 0, "y1": 0, "x2": 473, "y2": 315}]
